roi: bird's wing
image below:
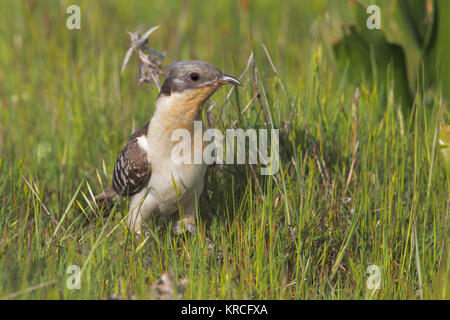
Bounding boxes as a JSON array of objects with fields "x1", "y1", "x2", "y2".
[{"x1": 112, "y1": 123, "x2": 152, "y2": 196}]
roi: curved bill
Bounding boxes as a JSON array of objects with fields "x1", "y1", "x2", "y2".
[{"x1": 220, "y1": 74, "x2": 242, "y2": 86}]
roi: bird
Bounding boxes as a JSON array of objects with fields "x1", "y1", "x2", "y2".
[{"x1": 96, "y1": 60, "x2": 242, "y2": 236}]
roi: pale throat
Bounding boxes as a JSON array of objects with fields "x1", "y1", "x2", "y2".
[{"x1": 146, "y1": 88, "x2": 213, "y2": 142}]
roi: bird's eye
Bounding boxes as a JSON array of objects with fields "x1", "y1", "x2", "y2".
[{"x1": 189, "y1": 72, "x2": 200, "y2": 82}]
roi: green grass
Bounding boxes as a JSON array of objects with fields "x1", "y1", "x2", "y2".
[{"x1": 0, "y1": 0, "x2": 449, "y2": 299}]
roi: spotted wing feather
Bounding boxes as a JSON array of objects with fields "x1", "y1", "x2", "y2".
[{"x1": 112, "y1": 123, "x2": 151, "y2": 196}]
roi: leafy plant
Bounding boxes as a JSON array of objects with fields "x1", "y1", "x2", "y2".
[
  {"x1": 332, "y1": 0, "x2": 450, "y2": 111},
  {"x1": 332, "y1": 1, "x2": 411, "y2": 113},
  {"x1": 398, "y1": 0, "x2": 437, "y2": 54}
]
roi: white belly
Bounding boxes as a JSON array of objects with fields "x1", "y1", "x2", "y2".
[
  {"x1": 146, "y1": 161, "x2": 207, "y2": 215},
  {"x1": 140, "y1": 116, "x2": 208, "y2": 216}
]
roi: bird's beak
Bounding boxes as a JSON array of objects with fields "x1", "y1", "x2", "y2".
[{"x1": 219, "y1": 74, "x2": 242, "y2": 86}]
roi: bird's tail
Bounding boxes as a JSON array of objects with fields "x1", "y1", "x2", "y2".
[{"x1": 94, "y1": 187, "x2": 119, "y2": 214}]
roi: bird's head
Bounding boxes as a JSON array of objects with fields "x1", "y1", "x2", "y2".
[{"x1": 158, "y1": 60, "x2": 241, "y2": 107}]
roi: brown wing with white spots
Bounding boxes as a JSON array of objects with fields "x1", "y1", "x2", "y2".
[{"x1": 112, "y1": 123, "x2": 151, "y2": 196}]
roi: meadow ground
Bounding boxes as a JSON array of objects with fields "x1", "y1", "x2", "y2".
[{"x1": 0, "y1": 1, "x2": 448, "y2": 299}]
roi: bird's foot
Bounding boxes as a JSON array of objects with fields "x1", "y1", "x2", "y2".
[
  {"x1": 133, "y1": 229, "x2": 151, "y2": 250},
  {"x1": 173, "y1": 216, "x2": 196, "y2": 235}
]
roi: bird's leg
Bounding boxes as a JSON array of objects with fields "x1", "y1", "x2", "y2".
[
  {"x1": 127, "y1": 201, "x2": 153, "y2": 247},
  {"x1": 173, "y1": 197, "x2": 197, "y2": 235},
  {"x1": 127, "y1": 193, "x2": 147, "y2": 234},
  {"x1": 127, "y1": 204, "x2": 143, "y2": 234},
  {"x1": 127, "y1": 188, "x2": 157, "y2": 230}
]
